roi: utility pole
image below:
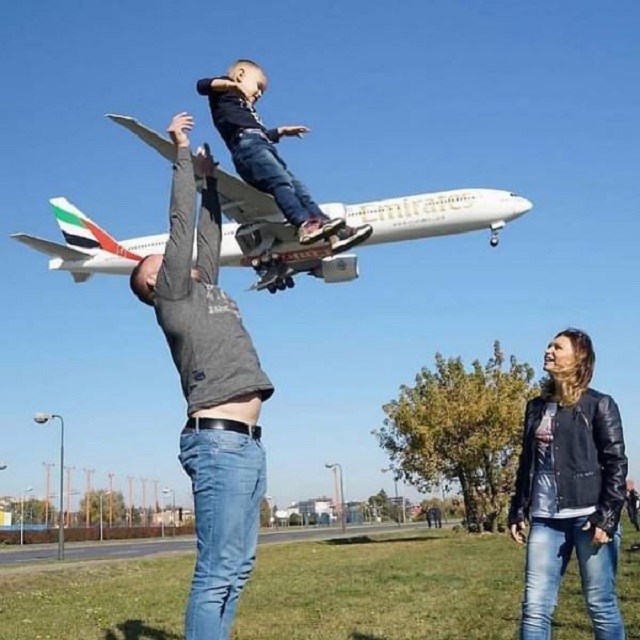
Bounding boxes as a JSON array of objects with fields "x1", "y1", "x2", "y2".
[
  {"x1": 141, "y1": 478, "x2": 148, "y2": 527},
  {"x1": 127, "y1": 476, "x2": 134, "y2": 527},
  {"x1": 108, "y1": 472, "x2": 115, "y2": 527},
  {"x1": 42, "y1": 462, "x2": 55, "y2": 527},
  {"x1": 64, "y1": 466, "x2": 75, "y2": 527},
  {"x1": 83, "y1": 468, "x2": 95, "y2": 527},
  {"x1": 153, "y1": 480, "x2": 159, "y2": 528}
]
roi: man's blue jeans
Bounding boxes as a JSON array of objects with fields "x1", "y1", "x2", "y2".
[
  {"x1": 520, "y1": 516, "x2": 625, "y2": 640},
  {"x1": 179, "y1": 428, "x2": 267, "y2": 640},
  {"x1": 232, "y1": 132, "x2": 326, "y2": 227}
]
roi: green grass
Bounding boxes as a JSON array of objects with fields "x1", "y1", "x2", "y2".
[{"x1": 1, "y1": 525, "x2": 639, "y2": 640}]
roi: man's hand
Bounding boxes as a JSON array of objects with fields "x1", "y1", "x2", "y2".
[
  {"x1": 167, "y1": 112, "x2": 193, "y2": 149},
  {"x1": 509, "y1": 521, "x2": 527, "y2": 545},
  {"x1": 277, "y1": 125, "x2": 311, "y2": 138},
  {"x1": 581, "y1": 520, "x2": 611, "y2": 545},
  {"x1": 194, "y1": 144, "x2": 218, "y2": 178}
]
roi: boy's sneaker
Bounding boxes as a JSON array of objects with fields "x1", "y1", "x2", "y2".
[
  {"x1": 298, "y1": 218, "x2": 346, "y2": 245},
  {"x1": 330, "y1": 224, "x2": 373, "y2": 253}
]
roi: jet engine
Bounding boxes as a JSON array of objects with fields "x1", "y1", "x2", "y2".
[{"x1": 317, "y1": 254, "x2": 359, "y2": 283}]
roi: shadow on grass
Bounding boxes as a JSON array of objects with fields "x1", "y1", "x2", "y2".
[
  {"x1": 103, "y1": 619, "x2": 181, "y2": 640},
  {"x1": 324, "y1": 535, "x2": 439, "y2": 546},
  {"x1": 351, "y1": 632, "x2": 388, "y2": 640}
]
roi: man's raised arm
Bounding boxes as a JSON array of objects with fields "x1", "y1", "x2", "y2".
[
  {"x1": 154, "y1": 113, "x2": 197, "y2": 300},
  {"x1": 194, "y1": 144, "x2": 222, "y2": 285}
]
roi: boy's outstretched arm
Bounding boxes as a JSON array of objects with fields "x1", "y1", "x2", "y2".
[
  {"x1": 154, "y1": 113, "x2": 197, "y2": 300},
  {"x1": 277, "y1": 125, "x2": 311, "y2": 138},
  {"x1": 194, "y1": 145, "x2": 222, "y2": 286},
  {"x1": 196, "y1": 77, "x2": 252, "y2": 101}
]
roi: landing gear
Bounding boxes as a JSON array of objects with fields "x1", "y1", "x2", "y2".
[
  {"x1": 252, "y1": 252, "x2": 296, "y2": 294},
  {"x1": 489, "y1": 221, "x2": 505, "y2": 248},
  {"x1": 266, "y1": 276, "x2": 295, "y2": 294},
  {"x1": 251, "y1": 252, "x2": 281, "y2": 271}
]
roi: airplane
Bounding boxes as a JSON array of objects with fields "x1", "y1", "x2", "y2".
[{"x1": 11, "y1": 115, "x2": 533, "y2": 293}]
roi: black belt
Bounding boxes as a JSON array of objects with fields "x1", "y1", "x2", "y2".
[{"x1": 182, "y1": 417, "x2": 261, "y2": 439}]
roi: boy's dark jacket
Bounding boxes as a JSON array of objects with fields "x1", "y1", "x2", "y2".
[{"x1": 508, "y1": 388, "x2": 627, "y2": 535}]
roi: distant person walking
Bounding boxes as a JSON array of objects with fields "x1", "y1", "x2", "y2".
[
  {"x1": 130, "y1": 112, "x2": 274, "y2": 640},
  {"x1": 509, "y1": 328, "x2": 627, "y2": 640},
  {"x1": 626, "y1": 481, "x2": 640, "y2": 532}
]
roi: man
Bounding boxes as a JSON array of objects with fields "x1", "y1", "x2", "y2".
[
  {"x1": 626, "y1": 480, "x2": 640, "y2": 532},
  {"x1": 130, "y1": 112, "x2": 274, "y2": 640}
]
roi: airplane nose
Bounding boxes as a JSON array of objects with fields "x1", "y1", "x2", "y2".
[{"x1": 515, "y1": 197, "x2": 533, "y2": 216}]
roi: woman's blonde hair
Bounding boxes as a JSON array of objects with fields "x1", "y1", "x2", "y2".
[{"x1": 542, "y1": 328, "x2": 595, "y2": 406}]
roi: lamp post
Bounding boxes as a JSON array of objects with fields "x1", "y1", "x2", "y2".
[
  {"x1": 324, "y1": 463, "x2": 346, "y2": 533},
  {"x1": 34, "y1": 413, "x2": 65, "y2": 560},
  {"x1": 382, "y1": 466, "x2": 406, "y2": 525},
  {"x1": 162, "y1": 488, "x2": 176, "y2": 536},
  {"x1": 20, "y1": 486, "x2": 34, "y2": 545}
]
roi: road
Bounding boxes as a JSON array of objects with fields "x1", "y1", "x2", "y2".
[{"x1": 0, "y1": 522, "x2": 433, "y2": 568}]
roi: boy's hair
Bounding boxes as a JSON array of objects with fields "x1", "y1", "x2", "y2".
[{"x1": 228, "y1": 59, "x2": 263, "y2": 75}]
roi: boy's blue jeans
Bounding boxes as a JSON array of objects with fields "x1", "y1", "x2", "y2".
[
  {"x1": 520, "y1": 516, "x2": 625, "y2": 640},
  {"x1": 232, "y1": 131, "x2": 326, "y2": 227},
  {"x1": 179, "y1": 428, "x2": 267, "y2": 640}
]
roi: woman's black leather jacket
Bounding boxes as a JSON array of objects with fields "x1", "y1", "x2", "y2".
[{"x1": 508, "y1": 388, "x2": 627, "y2": 535}]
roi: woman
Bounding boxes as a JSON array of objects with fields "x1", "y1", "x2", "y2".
[{"x1": 509, "y1": 328, "x2": 628, "y2": 640}]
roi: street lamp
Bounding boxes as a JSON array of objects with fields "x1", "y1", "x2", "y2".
[
  {"x1": 34, "y1": 413, "x2": 65, "y2": 560},
  {"x1": 20, "y1": 486, "x2": 34, "y2": 545},
  {"x1": 162, "y1": 488, "x2": 176, "y2": 536},
  {"x1": 324, "y1": 463, "x2": 346, "y2": 533},
  {"x1": 382, "y1": 466, "x2": 406, "y2": 525}
]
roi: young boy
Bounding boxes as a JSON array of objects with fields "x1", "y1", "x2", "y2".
[{"x1": 196, "y1": 59, "x2": 372, "y2": 252}]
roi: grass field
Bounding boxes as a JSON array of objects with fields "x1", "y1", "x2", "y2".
[{"x1": 1, "y1": 524, "x2": 639, "y2": 640}]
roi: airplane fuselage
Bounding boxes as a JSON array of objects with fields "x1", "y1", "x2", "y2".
[{"x1": 46, "y1": 188, "x2": 531, "y2": 277}]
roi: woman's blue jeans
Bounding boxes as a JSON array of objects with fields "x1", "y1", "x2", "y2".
[
  {"x1": 520, "y1": 516, "x2": 625, "y2": 640},
  {"x1": 179, "y1": 428, "x2": 267, "y2": 640},
  {"x1": 232, "y1": 132, "x2": 325, "y2": 226}
]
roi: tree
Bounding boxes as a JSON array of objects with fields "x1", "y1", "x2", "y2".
[
  {"x1": 367, "y1": 489, "x2": 391, "y2": 521},
  {"x1": 375, "y1": 341, "x2": 537, "y2": 532},
  {"x1": 78, "y1": 491, "x2": 128, "y2": 526}
]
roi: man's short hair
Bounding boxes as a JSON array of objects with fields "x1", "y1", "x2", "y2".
[{"x1": 130, "y1": 257, "x2": 154, "y2": 306}]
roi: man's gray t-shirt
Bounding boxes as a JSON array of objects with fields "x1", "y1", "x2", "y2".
[{"x1": 153, "y1": 147, "x2": 274, "y2": 415}]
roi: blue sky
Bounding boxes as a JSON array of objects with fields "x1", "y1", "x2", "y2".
[{"x1": 1, "y1": 1, "x2": 638, "y2": 512}]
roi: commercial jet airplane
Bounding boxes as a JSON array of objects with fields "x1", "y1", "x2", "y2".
[{"x1": 12, "y1": 115, "x2": 533, "y2": 294}]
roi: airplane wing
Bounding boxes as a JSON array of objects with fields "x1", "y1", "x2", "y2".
[
  {"x1": 11, "y1": 233, "x2": 91, "y2": 261},
  {"x1": 106, "y1": 114, "x2": 284, "y2": 225}
]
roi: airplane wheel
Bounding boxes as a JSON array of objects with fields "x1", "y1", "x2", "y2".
[
  {"x1": 267, "y1": 284, "x2": 277, "y2": 294},
  {"x1": 285, "y1": 276, "x2": 295, "y2": 288},
  {"x1": 271, "y1": 253, "x2": 281, "y2": 263},
  {"x1": 276, "y1": 278, "x2": 287, "y2": 291},
  {"x1": 490, "y1": 235, "x2": 499, "y2": 248},
  {"x1": 251, "y1": 257, "x2": 261, "y2": 269}
]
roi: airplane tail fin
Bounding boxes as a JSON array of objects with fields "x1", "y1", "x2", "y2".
[{"x1": 50, "y1": 197, "x2": 140, "y2": 261}]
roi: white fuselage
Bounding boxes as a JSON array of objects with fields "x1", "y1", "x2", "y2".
[{"x1": 47, "y1": 188, "x2": 532, "y2": 276}]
